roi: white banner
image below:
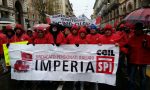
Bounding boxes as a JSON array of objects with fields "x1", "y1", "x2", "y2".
[
  {"x1": 46, "y1": 14, "x2": 93, "y2": 26},
  {"x1": 9, "y1": 44, "x2": 119, "y2": 86}
]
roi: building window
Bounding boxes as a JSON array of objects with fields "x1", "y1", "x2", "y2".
[
  {"x1": 138, "y1": 0, "x2": 141, "y2": 7},
  {"x1": 1, "y1": 11, "x2": 9, "y2": 18},
  {"x1": 66, "y1": 5, "x2": 68, "y2": 8},
  {"x1": 66, "y1": 12, "x2": 69, "y2": 16},
  {"x1": 32, "y1": 14, "x2": 35, "y2": 19},
  {"x1": 2, "y1": 0, "x2": 7, "y2": 6},
  {"x1": 134, "y1": 0, "x2": 137, "y2": 9},
  {"x1": 123, "y1": 6, "x2": 126, "y2": 15},
  {"x1": 27, "y1": 7, "x2": 29, "y2": 12},
  {"x1": 127, "y1": 3, "x2": 133, "y2": 13}
]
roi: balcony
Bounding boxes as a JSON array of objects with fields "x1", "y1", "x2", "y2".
[
  {"x1": 0, "y1": 5, "x2": 14, "y2": 12},
  {"x1": 108, "y1": 0, "x2": 119, "y2": 10}
]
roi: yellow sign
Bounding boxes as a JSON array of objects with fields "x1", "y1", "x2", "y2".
[
  {"x1": 3, "y1": 41, "x2": 28, "y2": 66},
  {"x1": 146, "y1": 65, "x2": 150, "y2": 77}
]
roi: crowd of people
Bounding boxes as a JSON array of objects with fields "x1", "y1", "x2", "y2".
[{"x1": 0, "y1": 22, "x2": 150, "y2": 90}]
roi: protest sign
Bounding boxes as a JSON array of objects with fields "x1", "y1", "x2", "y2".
[
  {"x1": 10, "y1": 44, "x2": 119, "y2": 86},
  {"x1": 46, "y1": 14, "x2": 93, "y2": 26}
]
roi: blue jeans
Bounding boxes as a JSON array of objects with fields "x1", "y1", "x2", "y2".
[{"x1": 128, "y1": 64, "x2": 147, "y2": 90}]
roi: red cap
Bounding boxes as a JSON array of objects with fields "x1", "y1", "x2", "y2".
[
  {"x1": 15, "y1": 24, "x2": 23, "y2": 30},
  {"x1": 37, "y1": 26, "x2": 45, "y2": 31},
  {"x1": 104, "y1": 24, "x2": 112, "y2": 30},
  {"x1": 120, "y1": 24, "x2": 125, "y2": 28},
  {"x1": 71, "y1": 24, "x2": 78, "y2": 30},
  {"x1": 79, "y1": 27, "x2": 86, "y2": 34},
  {"x1": 6, "y1": 25, "x2": 13, "y2": 30},
  {"x1": 64, "y1": 28, "x2": 69, "y2": 32}
]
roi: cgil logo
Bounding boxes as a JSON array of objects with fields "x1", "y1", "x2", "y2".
[{"x1": 97, "y1": 50, "x2": 115, "y2": 56}]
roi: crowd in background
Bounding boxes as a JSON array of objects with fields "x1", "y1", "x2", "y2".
[{"x1": 0, "y1": 22, "x2": 150, "y2": 90}]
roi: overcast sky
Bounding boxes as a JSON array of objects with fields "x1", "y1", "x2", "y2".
[{"x1": 69, "y1": 0, "x2": 96, "y2": 19}]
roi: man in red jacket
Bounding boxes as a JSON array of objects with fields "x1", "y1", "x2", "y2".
[
  {"x1": 66, "y1": 24, "x2": 79, "y2": 44},
  {"x1": 99, "y1": 24, "x2": 126, "y2": 90},
  {"x1": 23, "y1": 28, "x2": 34, "y2": 44},
  {"x1": 127, "y1": 22, "x2": 150, "y2": 90},
  {"x1": 62, "y1": 28, "x2": 71, "y2": 44},
  {"x1": 0, "y1": 30, "x2": 6, "y2": 56},
  {"x1": 34, "y1": 26, "x2": 54, "y2": 44},
  {"x1": 76, "y1": 27, "x2": 87, "y2": 44},
  {"x1": 100, "y1": 24, "x2": 118, "y2": 44},
  {"x1": 0, "y1": 30, "x2": 7, "y2": 73},
  {"x1": 13, "y1": 24, "x2": 25, "y2": 42},
  {"x1": 86, "y1": 24, "x2": 101, "y2": 44},
  {"x1": 5, "y1": 25, "x2": 15, "y2": 44}
]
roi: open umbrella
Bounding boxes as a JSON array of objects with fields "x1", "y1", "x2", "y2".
[
  {"x1": 33, "y1": 24, "x2": 50, "y2": 32},
  {"x1": 33, "y1": 24, "x2": 50, "y2": 28},
  {"x1": 124, "y1": 8, "x2": 150, "y2": 25}
]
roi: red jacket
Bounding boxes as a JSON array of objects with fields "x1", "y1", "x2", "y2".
[
  {"x1": 128, "y1": 34, "x2": 150, "y2": 64},
  {"x1": 100, "y1": 24, "x2": 118, "y2": 44},
  {"x1": 115, "y1": 31, "x2": 128, "y2": 54},
  {"x1": 76, "y1": 27, "x2": 88, "y2": 44},
  {"x1": 56, "y1": 32, "x2": 65, "y2": 44},
  {"x1": 45, "y1": 33, "x2": 54, "y2": 44},
  {"x1": 12, "y1": 34, "x2": 26, "y2": 42},
  {"x1": 34, "y1": 33, "x2": 54, "y2": 44},
  {"x1": 22, "y1": 34, "x2": 34, "y2": 44},
  {"x1": 34, "y1": 26, "x2": 54, "y2": 44},
  {"x1": 76, "y1": 37, "x2": 88, "y2": 44},
  {"x1": 34, "y1": 37, "x2": 49, "y2": 44},
  {"x1": 66, "y1": 34, "x2": 79, "y2": 44},
  {"x1": 0, "y1": 33, "x2": 6, "y2": 55},
  {"x1": 86, "y1": 34, "x2": 101, "y2": 44},
  {"x1": 100, "y1": 34, "x2": 118, "y2": 44},
  {"x1": 5, "y1": 36, "x2": 15, "y2": 43},
  {"x1": 62, "y1": 37, "x2": 68, "y2": 44}
]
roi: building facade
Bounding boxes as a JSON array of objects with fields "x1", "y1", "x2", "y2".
[
  {"x1": 26, "y1": 0, "x2": 40, "y2": 28},
  {"x1": 0, "y1": 0, "x2": 15, "y2": 22},
  {"x1": 0, "y1": 0, "x2": 40, "y2": 29},
  {"x1": 93, "y1": 0, "x2": 150, "y2": 27},
  {"x1": 0, "y1": 0, "x2": 28, "y2": 29},
  {"x1": 46, "y1": 0, "x2": 74, "y2": 16}
]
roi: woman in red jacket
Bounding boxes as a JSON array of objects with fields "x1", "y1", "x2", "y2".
[
  {"x1": 127, "y1": 22, "x2": 150, "y2": 90},
  {"x1": 49, "y1": 24, "x2": 64, "y2": 45}
]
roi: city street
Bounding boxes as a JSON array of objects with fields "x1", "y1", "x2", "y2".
[
  {"x1": 0, "y1": 72, "x2": 150, "y2": 90},
  {"x1": 0, "y1": 0, "x2": 150, "y2": 90}
]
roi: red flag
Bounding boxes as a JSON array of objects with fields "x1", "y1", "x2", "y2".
[
  {"x1": 96, "y1": 16, "x2": 101, "y2": 25},
  {"x1": 46, "y1": 17, "x2": 51, "y2": 24},
  {"x1": 21, "y1": 52, "x2": 32, "y2": 61}
]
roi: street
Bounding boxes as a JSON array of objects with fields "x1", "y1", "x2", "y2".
[
  {"x1": 0, "y1": 72, "x2": 150, "y2": 90},
  {"x1": 0, "y1": 0, "x2": 150, "y2": 90}
]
